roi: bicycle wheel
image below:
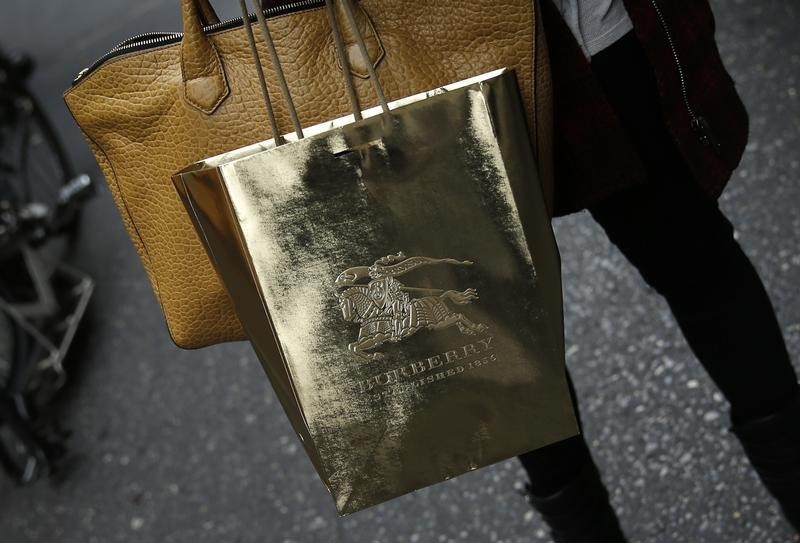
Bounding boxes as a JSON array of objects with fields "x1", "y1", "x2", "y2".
[
  {"x1": 1, "y1": 85, "x2": 79, "y2": 240},
  {"x1": 0, "y1": 306, "x2": 30, "y2": 482},
  {"x1": 0, "y1": 309, "x2": 12, "y2": 389},
  {"x1": 3, "y1": 89, "x2": 72, "y2": 198}
]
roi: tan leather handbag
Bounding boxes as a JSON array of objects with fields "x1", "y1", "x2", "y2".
[{"x1": 63, "y1": 0, "x2": 553, "y2": 349}]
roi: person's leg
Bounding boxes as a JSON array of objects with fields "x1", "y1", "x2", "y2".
[
  {"x1": 587, "y1": 28, "x2": 800, "y2": 533},
  {"x1": 518, "y1": 369, "x2": 589, "y2": 496},
  {"x1": 518, "y1": 370, "x2": 628, "y2": 542},
  {"x1": 587, "y1": 31, "x2": 799, "y2": 425},
  {"x1": 587, "y1": 176, "x2": 799, "y2": 423},
  {"x1": 585, "y1": 127, "x2": 800, "y2": 533}
]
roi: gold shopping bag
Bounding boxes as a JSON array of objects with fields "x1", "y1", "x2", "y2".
[{"x1": 172, "y1": 0, "x2": 579, "y2": 515}]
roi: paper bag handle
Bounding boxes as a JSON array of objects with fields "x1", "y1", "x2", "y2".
[
  {"x1": 239, "y1": 0, "x2": 390, "y2": 145},
  {"x1": 180, "y1": 0, "x2": 386, "y2": 117},
  {"x1": 326, "y1": 0, "x2": 390, "y2": 119}
]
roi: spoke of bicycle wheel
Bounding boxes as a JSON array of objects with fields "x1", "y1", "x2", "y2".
[
  {"x1": 27, "y1": 135, "x2": 62, "y2": 203},
  {"x1": 0, "y1": 123, "x2": 24, "y2": 203}
]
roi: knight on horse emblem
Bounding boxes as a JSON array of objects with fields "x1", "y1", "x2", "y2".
[{"x1": 335, "y1": 252, "x2": 488, "y2": 360}]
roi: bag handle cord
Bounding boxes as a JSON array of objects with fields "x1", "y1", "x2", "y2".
[
  {"x1": 239, "y1": 0, "x2": 390, "y2": 145},
  {"x1": 181, "y1": 0, "x2": 387, "y2": 124}
]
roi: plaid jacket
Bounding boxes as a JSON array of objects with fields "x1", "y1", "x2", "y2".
[{"x1": 541, "y1": 0, "x2": 749, "y2": 216}]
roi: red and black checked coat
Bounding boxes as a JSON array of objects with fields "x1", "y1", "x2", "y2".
[{"x1": 541, "y1": 0, "x2": 749, "y2": 216}]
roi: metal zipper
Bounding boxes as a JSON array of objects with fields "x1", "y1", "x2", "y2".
[
  {"x1": 72, "y1": 32, "x2": 181, "y2": 85},
  {"x1": 649, "y1": 0, "x2": 720, "y2": 152},
  {"x1": 72, "y1": 0, "x2": 324, "y2": 85},
  {"x1": 109, "y1": 32, "x2": 183, "y2": 55}
]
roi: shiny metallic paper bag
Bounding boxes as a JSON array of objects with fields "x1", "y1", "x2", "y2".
[{"x1": 173, "y1": 69, "x2": 580, "y2": 514}]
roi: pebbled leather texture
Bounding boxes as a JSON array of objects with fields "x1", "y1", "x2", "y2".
[
  {"x1": 333, "y1": 2, "x2": 385, "y2": 79},
  {"x1": 64, "y1": 0, "x2": 552, "y2": 349}
]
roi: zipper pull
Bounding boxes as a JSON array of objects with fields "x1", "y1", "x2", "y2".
[
  {"x1": 73, "y1": 67, "x2": 89, "y2": 85},
  {"x1": 691, "y1": 115, "x2": 722, "y2": 154}
]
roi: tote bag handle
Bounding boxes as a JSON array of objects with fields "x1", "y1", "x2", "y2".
[
  {"x1": 237, "y1": 0, "x2": 390, "y2": 145},
  {"x1": 180, "y1": 0, "x2": 229, "y2": 113},
  {"x1": 179, "y1": 0, "x2": 385, "y2": 115}
]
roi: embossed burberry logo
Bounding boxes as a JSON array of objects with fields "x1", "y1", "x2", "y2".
[{"x1": 334, "y1": 252, "x2": 488, "y2": 360}]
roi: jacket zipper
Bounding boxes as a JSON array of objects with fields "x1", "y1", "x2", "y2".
[
  {"x1": 72, "y1": 0, "x2": 324, "y2": 86},
  {"x1": 648, "y1": 0, "x2": 721, "y2": 152}
]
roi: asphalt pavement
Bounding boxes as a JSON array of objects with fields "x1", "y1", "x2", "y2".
[{"x1": 0, "y1": 1, "x2": 798, "y2": 542}]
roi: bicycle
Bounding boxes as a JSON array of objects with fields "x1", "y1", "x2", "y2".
[{"x1": 0, "y1": 45, "x2": 95, "y2": 484}]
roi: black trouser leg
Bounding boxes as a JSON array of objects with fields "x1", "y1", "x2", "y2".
[
  {"x1": 518, "y1": 369, "x2": 594, "y2": 496},
  {"x1": 518, "y1": 369, "x2": 628, "y2": 542},
  {"x1": 586, "y1": 29, "x2": 799, "y2": 425},
  {"x1": 517, "y1": 28, "x2": 798, "y2": 502},
  {"x1": 518, "y1": 167, "x2": 800, "y2": 496},
  {"x1": 584, "y1": 135, "x2": 800, "y2": 536},
  {"x1": 587, "y1": 175, "x2": 799, "y2": 425}
]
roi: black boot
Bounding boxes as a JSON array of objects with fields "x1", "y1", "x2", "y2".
[
  {"x1": 520, "y1": 457, "x2": 628, "y2": 543},
  {"x1": 728, "y1": 386, "x2": 800, "y2": 534}
]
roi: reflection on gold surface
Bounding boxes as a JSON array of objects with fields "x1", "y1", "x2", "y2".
[{"x1": 173, "y1": 69, "x2": 579, "y2": 515}]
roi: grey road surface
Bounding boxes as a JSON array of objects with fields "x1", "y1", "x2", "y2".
[{"x1": 0, "y1": 1, "x2": 798, "y2": 542}]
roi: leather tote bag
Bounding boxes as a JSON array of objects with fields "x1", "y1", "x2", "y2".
[{"x1": 63, "y1": 0, "x2": 554, "y2": 348}]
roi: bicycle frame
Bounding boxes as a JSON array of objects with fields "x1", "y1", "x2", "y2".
[{"x1": 0, "y1": 44, "x2": 94, "y2": 485}]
